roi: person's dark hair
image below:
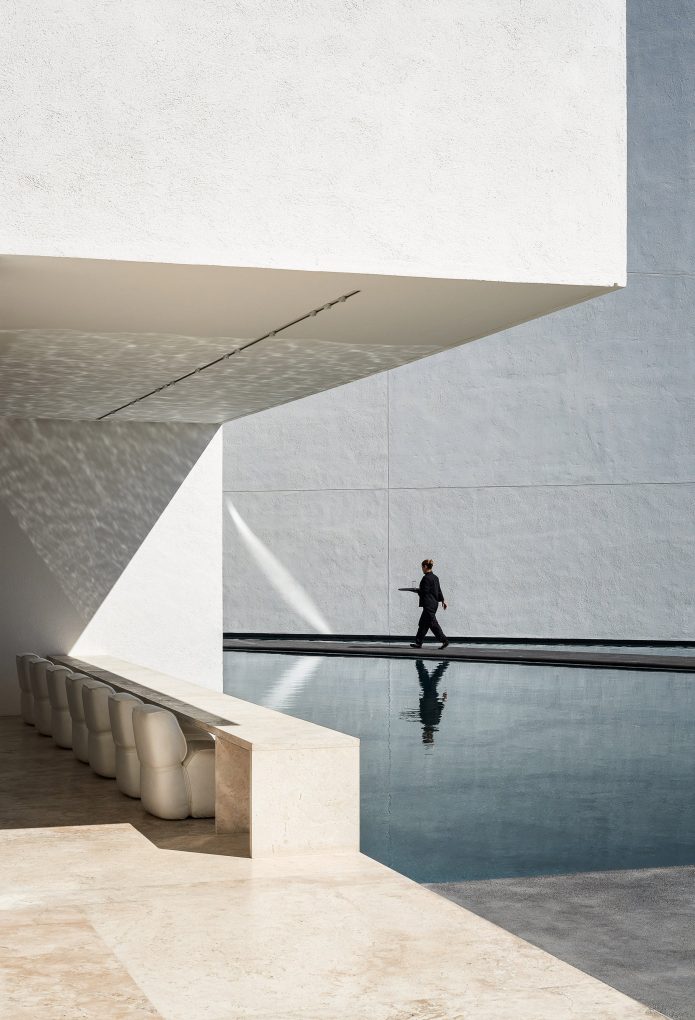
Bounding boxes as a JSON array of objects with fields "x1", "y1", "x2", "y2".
[{"x1": 422, "y1": 559, "x2": 434, "y2": 570}]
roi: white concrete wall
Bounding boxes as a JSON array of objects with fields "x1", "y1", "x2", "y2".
[
  {"x1": 222, "y1": 0, "x2": 694, "y2": 642},
  {"x1": 223, "y1": 289, "x2": 694, "y2": 640},
  {"x1": 3, "y1": 1, "x2": 625, "y2": 285},
  {"x1": 0, "y1": 422, "x2": 222, "y2": 715}
]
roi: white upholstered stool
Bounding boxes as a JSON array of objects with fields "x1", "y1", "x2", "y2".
[
  {"x1": 47, "y1": 664, "x2": 74, "y2": 748},
  {"x1": 108, "y1": 692, "x2": 143, "y2": 798},
  {"x1": 82, "y1": 679, "x2": 117, "y2": 778},
  {"x1": 29, "y1": 658, "x2": 53, "y2": 736},
  {"x1": 66, "y1": 673, "x2": 91, "y2": 763},
  {"x1": 133, "y1": 705, "x2": 215, "y2": 820},
  {"x1": 16, "y1": 653, "x2": 41, "y2": 725}
]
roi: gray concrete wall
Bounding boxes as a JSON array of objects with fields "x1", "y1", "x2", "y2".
[{"x1": 223, "y1": 0, "x2": 695, "y2": 640}]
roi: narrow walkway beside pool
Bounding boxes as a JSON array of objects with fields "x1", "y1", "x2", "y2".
[
  {"x1": 224, "y1": 638, "x2": 695, "y2": 673},
  {"x1": 0, "y1": 718, "x2": 664, "y2": 1019}
]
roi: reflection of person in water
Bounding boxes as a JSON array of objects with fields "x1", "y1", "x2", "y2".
[{"x1": 416, "y1": 658, "x2": 449, "y2": 745}]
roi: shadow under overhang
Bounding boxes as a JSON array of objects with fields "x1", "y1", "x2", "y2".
[{"x1": 0, "y1": 254, "x2": 618, "y2": 422}]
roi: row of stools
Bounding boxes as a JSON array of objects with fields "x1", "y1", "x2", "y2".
[{"x1": 16, "y1": 653, "x2": 215, "y2": 820}]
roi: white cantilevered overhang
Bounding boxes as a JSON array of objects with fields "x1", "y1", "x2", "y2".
[
  {"x1": 0, "y1": 256, "x2": 617, "y2": 421},
  {"x1": 0, "y1": 1, "x2": 626, "y2": 423}
]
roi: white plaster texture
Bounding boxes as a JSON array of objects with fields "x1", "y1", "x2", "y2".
[
  {"x1": 3, "y1": 1, "x2": 625, "y2": 286},
  {"x1": 0, "y1": 421, "x2": 222, "y2": 713},
  {"x1": 223, "y1": 476, "x2": 694, "y2": 640},
  {"x1": 221, "y1": 0, "x2": 693, "y2": 641},
  {"x1": 72, "y1": 431, "x2": 223, "y2": 690},
  {"x1": 387, "y1": 484, "x2": 695, "y2": 640},
  {"x1": 387, "y1": 276, "x2": 695, "y2": 489},
  {"x1": 225, "y1": 489, "x2": 389, "y2": 634},
  {"x1": 223, "y1": 373, "x2": 388, "y2": 492}
]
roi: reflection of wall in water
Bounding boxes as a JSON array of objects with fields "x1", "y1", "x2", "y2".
[
  {"x1": 224, "y1": 653, "x2": 695, "y2": 882},
  {"x1": 224, "y1": 651, "x2": 393, "y2": 863}
]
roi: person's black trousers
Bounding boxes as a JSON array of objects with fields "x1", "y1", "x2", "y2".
[{"x1": 415, "y1": 609, "x2": 447, "y2": 645}]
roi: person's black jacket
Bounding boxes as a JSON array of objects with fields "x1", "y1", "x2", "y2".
[{"x1": 418, "y1": 572, "x2": 444, "y2": 613}]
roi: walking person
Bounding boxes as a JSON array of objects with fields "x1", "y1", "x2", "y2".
[{"x1": 399, "y1": 559, "x2": 449, "y2": 649}]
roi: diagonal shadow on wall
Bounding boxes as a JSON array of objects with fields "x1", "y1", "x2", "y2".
[
  {"x1": 0, "y1": 494, "x2": 85, "y2": 650},
  {"x1": 0, "y1": 419, "x2": 221, "y2": 712},
  {"x1": 0, "y1": 418, "x2": 218, "y2": 620}
]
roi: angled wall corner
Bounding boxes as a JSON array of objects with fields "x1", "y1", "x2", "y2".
[
  {"x1": 0, "y1": 421, "x2": 223, "y2": 714},
  {"x1": 72, "y1": 429, "x2": 223, "y2": 690}
]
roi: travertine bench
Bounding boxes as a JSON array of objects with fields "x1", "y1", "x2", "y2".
[{"x1": 51, "y1": 654, "x2": 360, "y2": 859}]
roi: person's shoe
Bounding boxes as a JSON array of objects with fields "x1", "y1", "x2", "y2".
[
  {"x1": 439, "y1": 641, "x2": 449, "y2": 650},
  {"x1": 410, "y1": 643, "x2": 422, "y2": 648}
]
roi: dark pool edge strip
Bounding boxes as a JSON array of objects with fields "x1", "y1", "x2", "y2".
[
  {"x1": 224, "y1": 633, "x2": 695, "y2": 648},
  {"x1": 223, "y1": 640, "x2": 695, "y2": 674}
]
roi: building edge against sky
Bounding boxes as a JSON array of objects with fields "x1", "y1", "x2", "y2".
[
  {"x1": 222, "y1": 0, "x2": 694, "y2": 642},
  {"x1": 0, "y1": 2, "x2": 627, "y2": 713}
]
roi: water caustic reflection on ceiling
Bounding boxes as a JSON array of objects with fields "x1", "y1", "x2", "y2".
[
  {"x1": 0, "y1": 328, "x2": 442, "y2": 421},
  {"x1": 0, "y1": 255, "x2": 613, "y2": 422}
]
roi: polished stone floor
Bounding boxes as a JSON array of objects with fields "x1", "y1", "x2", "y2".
[
  {"x1": 0, "y1": 715, "x2": 246, "y2": 855},
  {"x1": 0, "y1": 716, "x2": 665, "y2": 1019}
]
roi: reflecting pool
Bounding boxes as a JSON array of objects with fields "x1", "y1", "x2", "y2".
[{"x1": 224, "y1": 652, "x2": 695, "y2": 883}]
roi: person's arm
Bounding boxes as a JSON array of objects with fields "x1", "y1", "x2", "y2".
[
  {"x1": 398, "y1": 587, "x2": 419, "y2": 593},
  {"x1": 438, "y1": 579, "x2": 447, "y2": 610}
]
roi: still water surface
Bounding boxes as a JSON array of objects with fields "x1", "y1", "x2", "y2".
[{"x1": 224, "y1": 651, "x2": 695, "y2": 883}]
